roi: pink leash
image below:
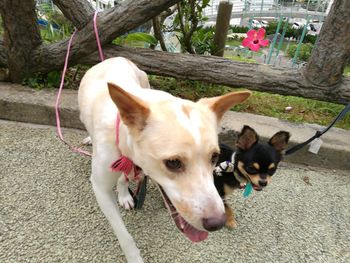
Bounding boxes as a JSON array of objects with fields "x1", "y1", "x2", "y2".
[
  {"x1": 55, "y1": 11, "x2": 138, "y2": 182},
  {"x1": 93, "y1": 11, "x2": 105, "y2": 61},
  {"x1": 55, "y1": 11, "x2": 105, "y2": 157}
]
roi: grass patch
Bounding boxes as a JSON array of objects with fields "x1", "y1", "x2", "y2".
[
  {"x1": 24, "y1": 68, "x2": 349, "y2": 130},
  {"x1": 226, "y1": 39, "x2": 243, "y2": 47},
  {"x1": 344, "y1": 66, "x2": 350, "y2": 77},
  {"x1": 226, "y1": 56, "x2": 256, "y2": 63},
  {"x1": 149, "y1": 76, "x2": 350, "y2": 130},
  {"x1": 149, "y1": 75, "x2": 233, "y2": 101},
  {"x1": 235, "y1": 91, "x2": 349, "y2": 130}
]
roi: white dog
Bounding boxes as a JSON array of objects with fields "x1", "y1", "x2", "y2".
[{"x1": 78, "y1": 57, "x2": 251, "y2": 262}]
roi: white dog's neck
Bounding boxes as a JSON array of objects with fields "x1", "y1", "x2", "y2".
[{"x1": 115, "y1": 121, "x2": 134, "y2": 158}]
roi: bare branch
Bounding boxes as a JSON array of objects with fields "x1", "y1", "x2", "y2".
[
  {"x1": 160, "y1": 5, "x2": 177, "y2": 23},
  {"x1": 29, "y1": 0, "x2": 181, "y2": 73},
  {"x1": 52, "y1": 0, "x2": 95, "y2": 29},
  {"x1": 152, "y1": 17, "x2": 168, "y2": 51},
  {"x1": 79, "y1": 45, "x2": 350, "y2": 105}
]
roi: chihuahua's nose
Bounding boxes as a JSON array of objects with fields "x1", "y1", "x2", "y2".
[
  {"x1": 259, "y1": 180, "x2": 267, "y2": 187},
  {"x1": 202, "y1": 214, "x2": 227, "y2": 231}
]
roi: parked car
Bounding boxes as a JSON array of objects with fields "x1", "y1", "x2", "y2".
[
  {"x1": 308, "y1": 23, "x2": 317, "y2": 32},
  {"x1": 251, "y1": 19, "x2": 262, "y2": 28},
  {"x1": 261, "y1": 20, "x2": 269, "y2": 27},
  {"x1": 292, "y1": 22, "x2": 303, "y2": 29}
]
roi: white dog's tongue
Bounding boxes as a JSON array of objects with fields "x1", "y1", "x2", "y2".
[
  {"x1": 159, "y1": 186, "x2": 208, "y2": 242},
  {"x1": 173, "y1": 214, "x2": 208, "y2": 242}
]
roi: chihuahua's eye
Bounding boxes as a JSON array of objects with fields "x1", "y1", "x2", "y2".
[
  {"x1": 268, "y1": 168, "x2": 276, "y2": 175},
  {"x1": 267, "y1": 163, "x2": 277, "y2": 175},
  {"x1": 211, "y1": 152, "x2": 220, "y2": 165},
  {"x1": 245, "y1": 165, "x2": 258, "y2": 174},
  {"x1": 164, "y1": 159, "x2": 184, "y2": 172}
]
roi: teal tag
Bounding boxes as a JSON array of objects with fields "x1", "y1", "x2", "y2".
[{"x1": 243, "y1": 182, "x2": 253, "y2": 198}]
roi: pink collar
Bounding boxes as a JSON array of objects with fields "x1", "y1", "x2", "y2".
[{"x1": 110, "y1": 114, "x2": 140, "y2": 181}]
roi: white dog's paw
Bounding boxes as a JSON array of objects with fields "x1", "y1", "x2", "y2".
[
  {"x1": 117, "y1": 177, "x2": 134, "y2": 210},
  {"x1": 126, "y1": 255, "x2": 143, "y2": 263},
  {"x1": 124, "y1": 247, "x2": 143, "y2": 263},
  {"x1": 118, "y1": 191, "x2": 135, "y2": 210}
]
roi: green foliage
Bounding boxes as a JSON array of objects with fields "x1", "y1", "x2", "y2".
[
  {"x1": 304, "y1": 34, "x2": 317, "y2": 45},
  {"x1": 191, "y1": 27, "x2": 217, "y2": 54},
  {"x1": 265, "y1": 21, "x2": 304, "y2": 40},
  {"x1": 229, "y1": 25, "x2": 249, "y2": 34},
  {"x1": 23, "y1": 71, "x2": 61, "y2": 90},
  {"x1": 149, "y1": 75, "x2": 232, "y2": 101},
  {"x1": 287, "y1": 43, "x2": 313, "y2": 62},
  {"x1": 226, "y1": 56, "x2": 256, "y2": 63},
  {"x1": 112, "y1": 35, "x2": 127, "y2": 46},
  {"x1": 0, "y1": 17, "x2": 3, "y2": 36},
  {"x1": 37, "y1": 5, "x2": 74, "y2": 43},
  {"x1": 124, "y1": 32, "x2": 158, "y2": 46},
  {"x1": 173, "y1": 0, "x2": 211, "y2": 54},
  {"x1": 265, "y1": 21, "x2": 279, "y2": 35},
  {"x1": 112, "y1": 32, "x2": 158, "y2": 48}
]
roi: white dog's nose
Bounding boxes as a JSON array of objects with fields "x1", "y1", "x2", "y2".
[{"x1": 202, "y1": 213, "x2": 227, "y2": 231}]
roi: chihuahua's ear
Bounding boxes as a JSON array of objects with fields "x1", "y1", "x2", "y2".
[
  {"x1": 198, "y1": 90, "x2": 251, "y2": 122},
  {"x1": 269, "y1": 131, "x2": 290, "y2": 153},
  {"x1": 236, "y1": 125, "x2": 259, "y2": 151},
  {"x1": 107, "y1": 82, "x2": 150, "y2": 132}
]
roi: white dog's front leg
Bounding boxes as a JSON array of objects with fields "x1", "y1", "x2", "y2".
[
  {"x1": 91, "y1": 158, "x2": 143, "y2": 263},
  {"x1": 117, "y1": 175, "x2": 135, "y2": 210}
]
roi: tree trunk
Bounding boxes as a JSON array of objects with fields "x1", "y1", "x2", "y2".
[
  {"x1": 304, "y1": 0, "x2": 350, "y2": 86},
  {"x1": 79, "y1": 45, "x2": 350, "y2": 105},
  {"x1": 213, "y1": 1, "x2": 233, "y2": 56},
  {"x1": 0, "y1": 0, "x2": 41, "y2": 82},
  {"x1": 0, "y1": 38, "x2": 7, "y2": 67}
]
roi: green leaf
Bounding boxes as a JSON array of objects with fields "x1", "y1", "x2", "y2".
[{"x1": 125, "y1": 32, "x2": 158, "y2": 46}]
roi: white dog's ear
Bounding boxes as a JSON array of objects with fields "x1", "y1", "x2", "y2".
[
  {"x1": 198, "y1": 90, "x2": 251, "y2": 121},
  {"x1": 107, "y1": 82, "x2": 150, "y2": 132}
]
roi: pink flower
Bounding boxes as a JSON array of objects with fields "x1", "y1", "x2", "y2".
[{"x1": 242, "y1": 28, "x2": 269, "y2": 52}]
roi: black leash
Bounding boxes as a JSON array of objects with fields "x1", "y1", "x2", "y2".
[
  {"x1": 285, "y1": 103, "x2": 350, "y2": 156},
  {"x1": 128, "y1": 176, "x2": 148, "y2": 210}
]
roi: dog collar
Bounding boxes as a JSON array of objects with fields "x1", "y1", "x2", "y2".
[
  {"x1": 231, "y1": 153, "x2": 253, "y2": 198},
  {"x1": 231, "y1": 153, "x2": 247, "y2": 185},
  {"x1": 110, "y1": 114, "x2": 140, "y2": 180},
  {"x1": 110, "y1": 113, "x2": 147, "y2": 209}
]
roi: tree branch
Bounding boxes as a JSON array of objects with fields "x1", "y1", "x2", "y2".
[
  {"x1": 29, "y1": 0, "x2": 181, "y2": 73},
  {"x1": 152, "y1": 17, "x2": 168, "y2": 51},
  {"x1": 79, "y1": 45, "x2": 350, "y2": 105},
  {"x1": 160, "y1": 5, "x2": 177, "y2": 23},
  {"x1": 52, "y1": 0, "x2": 95, "y2": 29}
]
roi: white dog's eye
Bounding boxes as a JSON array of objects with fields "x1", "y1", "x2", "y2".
[
  {"x1": 211, "y1": 152, "x2": 220, "y2": 165},
  {"x1": 164, "y1": 159, "x2": 184, "y2": 172}
]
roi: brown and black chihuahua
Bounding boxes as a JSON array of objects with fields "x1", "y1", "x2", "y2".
[{"x1": 214, "y1": 125, "x2": 290, "y2": 228}]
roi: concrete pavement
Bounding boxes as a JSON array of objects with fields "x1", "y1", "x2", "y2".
[
  {"x1": 0, "y1": 120, "x2": 349, "y2": 262},
  {"x1": 1, "y1": 82, "x2": 349, "y2": 170}
]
